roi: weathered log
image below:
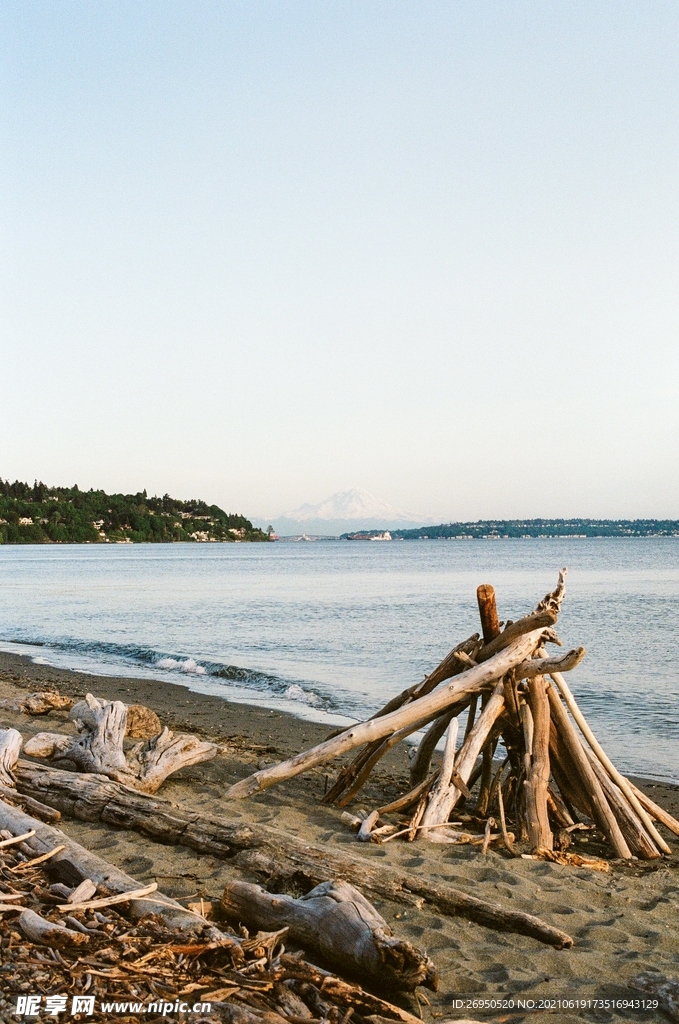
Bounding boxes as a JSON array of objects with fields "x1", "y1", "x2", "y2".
[
  {"x1": 0, "y1": 728, "x2": 22, "y2": 787},
  {"x1": 0, "y1": 781, "x2": 61, "y2": 823},
  {"x1": 586, "y1": 751, "x2": 659, "y2": 859},
  {"x1": 420, "y1": 685, "x2": 505, "y2": 832},
  {"x1": 548, "y1": 670, "x2": 671, "y2": 855},
  {"x1": 475, "y1": 585, "x2": 501, "y2": 819},
  {"x1": 13, "y1": 760, "x2": 573, "y2": 947},
  {"x1": 409, "y1": 710, "x2": 455, "y2": 788},
  {"x1": 278, "y1": 954, "x2": 423, "y2": 1024},
  {"x1": 477, "y1": 584, "x2": 501, "y2": 644},
  {"x1": 226, "y1": 630, "x2": 549, "y2": 800},
  {"x1": 0, "y1": 795, "x2": 238, "y2": 945},
  {"x1": 221, "y1": 878, "x2": 438, "y2": 992},
  {"x1": 22, "y1": 694, "x2": 217, "y2": 794},
  {"x1": 546, "y1": 683, "x2": 632, "y2": 859},
  {"x1": 18, "y1": 907, "x2": 90, "y2": 948},
  {"x1": 419, "y1": 717, "x2": 459, "y2": 828},
  {"x1": 524, "y1": 676, "x2": 553, "y2": 851}
]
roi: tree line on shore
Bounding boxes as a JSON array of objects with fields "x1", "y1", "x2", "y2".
[
  {"x1": 389, "y1": 518, "x2": 679, "y2": 540},
  {"x1": 0, "y1": 479, "x2": 269, "y2": 544}
]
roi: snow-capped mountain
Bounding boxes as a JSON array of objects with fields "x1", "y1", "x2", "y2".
[{"x1": 265, "y1": 488, "x2": 425, "y2": 536}]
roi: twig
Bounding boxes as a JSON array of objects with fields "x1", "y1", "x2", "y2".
[
  {"x1": 380, "y1": 821, "x2": 464, "y2": 844},
  {"x1": 58, "y1": 882, "x2": 158, "y2": 912},
  {"x1": 0, "y1": 829, "x2": 36, "y2": 849},
  {"x1": 11, "y1": 844, "x2": 65, "y2": 872}
]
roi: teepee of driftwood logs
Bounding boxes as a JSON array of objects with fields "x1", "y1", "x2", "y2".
[{"x1": 225, "y1": 570, "x2": 675, "y2": 863}]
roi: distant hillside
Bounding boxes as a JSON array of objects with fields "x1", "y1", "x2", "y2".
[
  {"x1": 0, "y1": 480, "x2": 269, "y2": 544},
  {"x1": 391, "y1": 519, "x2": 679, "y2": 540}
]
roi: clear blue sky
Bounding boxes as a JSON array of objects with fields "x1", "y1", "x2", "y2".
[{"x1": 2, "y1": 1, "x2": 678, "y2": 520}]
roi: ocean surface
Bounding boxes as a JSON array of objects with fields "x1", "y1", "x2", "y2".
[{"x1": 0, "y1": 540, "x2": 677, "y2": 783}]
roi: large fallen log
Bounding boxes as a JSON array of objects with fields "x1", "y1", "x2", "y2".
[
  {"x1": 221, "y1": 878, "x2": 438, "y2": 991},
  {"x1": 12, "y1": 759, "x2": 573, "y2": 948},
  {"x1": 0, "y1": 795, "x2": 238, "y2": 945}
]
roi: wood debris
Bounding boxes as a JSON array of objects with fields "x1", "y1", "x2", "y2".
[{"x1": 0, "y1": 823, "x2": 428, "y2": 1024}]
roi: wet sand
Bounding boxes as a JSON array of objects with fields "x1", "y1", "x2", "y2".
[{"x1": 1, "y1": 651, "x2": 678, "y2": 1023}]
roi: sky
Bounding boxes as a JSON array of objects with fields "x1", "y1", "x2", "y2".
[{"x1": 2, "y1": 1, "x2": 678, "y2": 522}]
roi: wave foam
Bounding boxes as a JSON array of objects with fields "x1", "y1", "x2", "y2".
[
  {"x1": 284, "y1": 683, "x2": 322, "y2": 706},
  {"x1": 155, "y1": 657, "x2": 206, "y2": 675}
]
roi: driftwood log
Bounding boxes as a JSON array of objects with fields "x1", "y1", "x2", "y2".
[
  {"x1": 10, "y1": 759, "x2": 574, "y2": 948},
  {"x1": 0, "y1": 795, "x2": 237, "y2": 945},
  {"x1": 0, "y1": 727, "x2": 22, "y2": 787},
  {"x1": 22, "y1": 693, "x2": 217, "y2": 793},
  {"x1": 221, "y1": 878, "x2": 439, "y2": 991},
  {"x1": 420, "y1": 684, "x2": 506, "y2": 838},
  {"x1": 548, "y1": 668, "x2": 671, "y2": 855}
]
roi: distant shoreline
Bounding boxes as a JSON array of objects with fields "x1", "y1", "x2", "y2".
[{"x1": 341, "y1": 519, "x2": 679, "y2": 541}]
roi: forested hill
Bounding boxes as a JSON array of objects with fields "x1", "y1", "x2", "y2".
[
  {"x1": 0, "y1": 480, "x2": 269, "y2": 544},
  {"x1": 392, "y1": 519, "x2": 679, "y2": 540}
]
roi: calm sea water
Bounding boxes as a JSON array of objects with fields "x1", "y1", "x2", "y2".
[{"x1": 0, "y1": 540, "x2": 677, "y2": 782}]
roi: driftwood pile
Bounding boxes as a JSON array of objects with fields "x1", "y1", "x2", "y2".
[
  {"x1": 225, "y1": 570, "x2": 679, "y2": 864},
  {"x1": 0, "y1": 805, "x2": 434, "y2": 1024}
]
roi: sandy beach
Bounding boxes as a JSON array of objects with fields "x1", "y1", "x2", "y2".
[{"x1": 1, "y1": 650, "x2": 678, "y2": 1023}]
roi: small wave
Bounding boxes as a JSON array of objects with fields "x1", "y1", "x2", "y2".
[
  {"x1": 0, "y1": 633, "x2": 339, "y2": 714},
  {"x1": 155, "y1": 657, "x2": 206, "y2": 675},
  {"x1": 283, "y1": 684, "x2": 322, "y2": 706}
]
